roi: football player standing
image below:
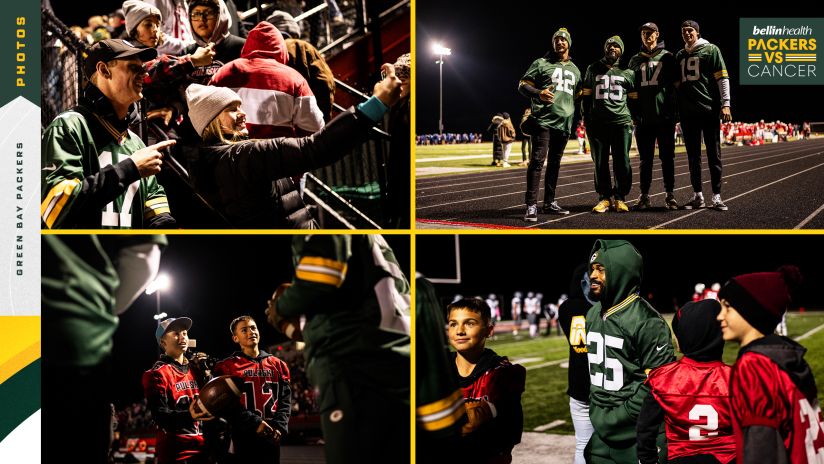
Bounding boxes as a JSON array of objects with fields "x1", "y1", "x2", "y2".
[
  {"x1": 627, "y1": 22, "x2": 680, "y2": 211},
  {"x1": 675, "y1": 20, "x2": 732, "y2": 211}
]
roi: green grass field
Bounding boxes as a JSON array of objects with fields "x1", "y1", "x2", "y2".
[{"x1": 485, "y1": 312, "x2": 824, "y2": 435}]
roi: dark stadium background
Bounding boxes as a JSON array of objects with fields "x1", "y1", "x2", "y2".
[
  {"x1": 417, "y1": 234, "x2": 824, "y2": 314},
  {"x1": 110, "y1": 235, "x2": 410, "y2": 406},
  {"x1": 416, "y1": 1, "x2": 824, "y2": 134}
]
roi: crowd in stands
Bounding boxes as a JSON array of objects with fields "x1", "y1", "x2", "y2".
[{"x1": 43, "y1": 0, "x2": 410, "y2": 229}]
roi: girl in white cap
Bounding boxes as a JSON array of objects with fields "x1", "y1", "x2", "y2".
[{"x1": 185, "y1": 64, "x2": 402, "y2": 228}]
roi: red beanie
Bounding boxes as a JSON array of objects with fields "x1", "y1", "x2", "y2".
[{"x1": 718, "y1": 265, "x2": 802, "y2": 335}]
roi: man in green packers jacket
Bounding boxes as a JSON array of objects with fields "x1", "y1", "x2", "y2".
[
  {"x1": 41, "y1": 39, "x2": 176, "y2": 229},
  {"x1": 676, "y1": 20, "x2": 732, "y2": 211},
  {"x1": 627, "y1": 22, "x2": 680, "y2": 211},
  {"x1": 519, "y1": 27, "x2": 582, "y2": 221},
  {"x1": 585, "y1": 239, "x2": 675, "y2": 463},
  {"x1": 266, "y1": 235, "x2": 411, "y2": 464},
  {"x1": 582, "y1": 36, "x2": 637, "y2": 214}
]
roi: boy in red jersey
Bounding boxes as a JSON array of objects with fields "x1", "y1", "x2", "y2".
[
  {"x1": 143, "y1": 317, "x2": 213, "y2": 464},
  {"x1": 716, "y1": 266, "x2": 824, "y2": 463},
  {"x1": 214, "y1": 315, "x2": 292, "y2": 463},
  {"x1": 637, "y1": 299, "x2": 736, "y2": 464},
  {"x1": 447, "y1": 297, "x2": 526, "y2": 463}
]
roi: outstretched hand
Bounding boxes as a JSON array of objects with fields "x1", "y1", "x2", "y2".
[{"x1": 372, "y1": 63, "x2": 402, "y2": 107}]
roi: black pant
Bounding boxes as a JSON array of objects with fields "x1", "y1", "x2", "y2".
[
  {"x1": 525, "y1": 125, "x2": 569, "y2": 206},
  {"x1": 682, "y1": 112, "x2": 723, "y2": 194},
  {"x1": 635, "y1": 122, "x2": 676, "y2": 194},
  {"x1": 521, "y1": 137, "x2": 531, "y2": 162}
]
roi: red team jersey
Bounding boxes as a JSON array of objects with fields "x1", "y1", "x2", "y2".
[
  {"x1": 647, "y1": 357, "x2": 736, "y2": 463},
  {"x1": 731, "y1": 352, "x2": 824, "y2": 464},
  {"x1": 214, "y1": 351, "x2": 291, "y2": 431},
  {"x1": 142, "y1": 358, "x2": 204, "y2": 463}
]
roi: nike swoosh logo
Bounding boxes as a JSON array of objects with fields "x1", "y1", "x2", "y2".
[
  {"x1": 656, "y1": 345, "x2": 666, "y2": 351},
  {"x1": 42, "y1": 163, "x2": 57, "y2": 171}
]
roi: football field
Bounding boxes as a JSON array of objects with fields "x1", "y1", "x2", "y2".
[
  {"x1": 415, "y1": 138, "x2": 824, "y2": 229},
  {"x1": 486, "y1": 311, "x2": 824, "y2": 437}
]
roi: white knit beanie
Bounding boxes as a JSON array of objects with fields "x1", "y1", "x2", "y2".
[
  {"x1": 186, "y1": 84, "x2": 242, "y2": 137},
  {"x1": 123, "y1": 0, "x2": 162, "y2": 38}
]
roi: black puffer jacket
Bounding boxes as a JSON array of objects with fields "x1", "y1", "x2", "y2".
[{"x1": 189, "y1": 107, "x2": 374, "y2": 228}]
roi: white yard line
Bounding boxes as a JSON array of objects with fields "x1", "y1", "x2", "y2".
[
  {"x1": 533, "y1": 420, "x2": 566, "y2": 432},
  {"x1": 651, "y1": 158, "x2": 824, "y2": 229},
  {"x1": 795, "y1": 322, "x2": 824, "y2": 342},
  {"x1": 795, "y1": 202, "x2": 824, "y2": 229}
]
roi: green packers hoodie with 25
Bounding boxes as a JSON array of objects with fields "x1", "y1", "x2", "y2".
[{"x1": 585, "y1": 240, "x2": 675, "y2": 445}]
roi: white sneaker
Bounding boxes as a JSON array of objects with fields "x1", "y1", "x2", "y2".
[
  {"x1": 683, "y1": 192, "x2": 705, "y2": 210},
  {"x1": 710, "y1": 194, "x2": 728, "y2": 211}
]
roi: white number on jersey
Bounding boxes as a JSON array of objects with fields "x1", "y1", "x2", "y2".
[
  {"x1": 587, "y1": 331, "x2": 625, "y2": 391},
  {"x1": 595, "y1": 75, "x2": 625, "y2": 101},
  {"x1": 98, "y1": 151, "x2": 139, "y2": 227},
  {"x1": 640, "y1": 62, "x2": 662, "y2": 87},
  {"x1": 551, "y1": 67, "x2": 576, "y2": 95},
  {"x1": 680, "y1": 56, "x2": 701, "y2": 82},
  {"x1": 688, "y1": 404, "x2": 720, "y2": 440},
  {"x1": 799, "y1": 398, "x2": 824, "y2": 463},
  {"x1": 371, "y1": 236, "x2": 411, "y2": 334}
]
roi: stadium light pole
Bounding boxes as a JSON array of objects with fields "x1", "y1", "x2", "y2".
[
  {"x1": 433, "y1": 43, "x2": 451, "y2": 135},
  {"x1": 145, "y1": 273, "x2": 172, "y2": 324}
]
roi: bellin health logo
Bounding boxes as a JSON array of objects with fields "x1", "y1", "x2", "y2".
[{"x1": 740, "y1": 18, "x2": 822, "y2": 85}]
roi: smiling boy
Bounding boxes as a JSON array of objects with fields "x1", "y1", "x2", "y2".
[{"x1": 447, "y1": 298, "x2": 526, "y2": 463}]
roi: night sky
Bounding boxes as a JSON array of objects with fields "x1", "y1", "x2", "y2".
[
  {"x1": 415, "y1": 1, "x2": 824, "y2": 135},
  {"x1": 416, "y1": 234, "x2": 824, "y2": 315},
  {"x1": 109, "y1": 234, "x2": 410, "y2": 407}
]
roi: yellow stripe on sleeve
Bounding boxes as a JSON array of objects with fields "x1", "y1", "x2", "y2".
[
  {"x1": 41, "y1": 179, "x2": 81, "y2": 229},
  {"x1": 295, "y1": 269, "x2": 344, "y2": 287}
]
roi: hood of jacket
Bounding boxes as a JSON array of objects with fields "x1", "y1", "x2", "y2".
[
  {"x1": 589, "y1": 239, "x2": 642, "y2": 310},
  {"x1": 640, "y1": 40, "x2": 667, "y2": 56},
  {"x1": 685, "y1": 37, "x2": 709, "y2": 53},
  {"x1": 741, "y1": 334, "x2": 818, "y2": 402},
  {"x1": 191, "y1": 0, "x2": 232, "y2": 47},
  {"x1": 240, "y1": 21, "x2": 288, "y2": 64}
]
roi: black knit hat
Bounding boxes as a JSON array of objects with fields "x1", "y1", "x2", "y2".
[
  {"x1": 672, "y1": 299, "x2": 724, "y2": 361},
  {"x1": 718, "y1": 265, "x2": 802, "y2": 336}
]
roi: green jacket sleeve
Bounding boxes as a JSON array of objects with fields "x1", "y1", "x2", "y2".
[{"x1": 276, "y1": 235, "x2": 350, "y2": 318}]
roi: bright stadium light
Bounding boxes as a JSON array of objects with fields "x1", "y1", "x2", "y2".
[
  {"x1": 145, "y1": 273, "x2": 172, "y2": 324},
  {"x1": 433, "y1": 43, "x2": 452, "y2": 134}
]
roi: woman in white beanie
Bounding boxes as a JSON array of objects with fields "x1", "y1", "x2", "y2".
[{"x1": 185, "y1": 64, "x2": 403, "y2": 228}]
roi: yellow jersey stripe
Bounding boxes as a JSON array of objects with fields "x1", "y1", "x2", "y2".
[
  {"x1": 581, "y1": 88, "x2": 593, "y2": 95},
  {"x1": 418, "y1": 404, "x2": 466, "y2": 432},
  {"x1": 144, "y1": 206, "x2": 171, "y2": 218},
  {"x1": 714, "y1": 70, "x2": 729, "y2": 79},
  {"x1": 417, "y1": 390, "x2": 464, "y2": 416},
  {"x1": 300, "y1": 256, "x2": 347, "y2": 271},
  {"x1": 296, "y1": 269, "x2": 344, "y2": 287},
  {"x1": 145, "y1": 196, "x2": 169, "y2": 207},
  {"x1": 42, "y1": 179, "x2": 80, "y2": 228},
  {"x1": 604, "y1": 294, "x2": 640, "y2": 318}
]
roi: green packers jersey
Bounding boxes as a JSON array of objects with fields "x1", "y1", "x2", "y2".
[
  {"x1": 278, "y1": 235, "x2": 411, "y2": 367},
  {"x1": 415, "y1": 276, "x2": 465, "y2": 439},
  {"x1": 42, "y1": 235, "x2": 168, "y2": 367},
  {"x1": 582, "y1": 60, "x2": 636, "y2": 126},
  {"x1": 627, "y1": 47, "x2": 678, "y2": 124},
  {"x1": 584, "y1": 240, "x2": 675, "y2": 443},
  {"x1": 520, "y1": 57, "x2": 582, "y2": 134},
  {"x1": 675, "y1": 42, "x2": 729, "y2": 115},
  {"x1": 41, "y1": 108, "x2": 170, "y2": 229}
]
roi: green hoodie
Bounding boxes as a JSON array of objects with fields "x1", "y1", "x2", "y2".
[{"x1": 584, "y1": 240, "x2": 675, "y2": 446}]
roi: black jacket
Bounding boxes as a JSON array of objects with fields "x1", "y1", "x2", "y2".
[{"x1": 189, "y1": 107, "x2": 375, "y2": 228}]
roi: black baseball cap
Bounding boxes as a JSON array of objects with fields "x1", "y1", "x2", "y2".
[
  {"x1": 639, "y1": 22, "x2": 659, "y2": 33},
  {"x1": 83, "y1": 39, "x2": 157, "y2": 79},
  {"x1": 681, "y1": 20, "x2": 700, "y2": 32}
]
